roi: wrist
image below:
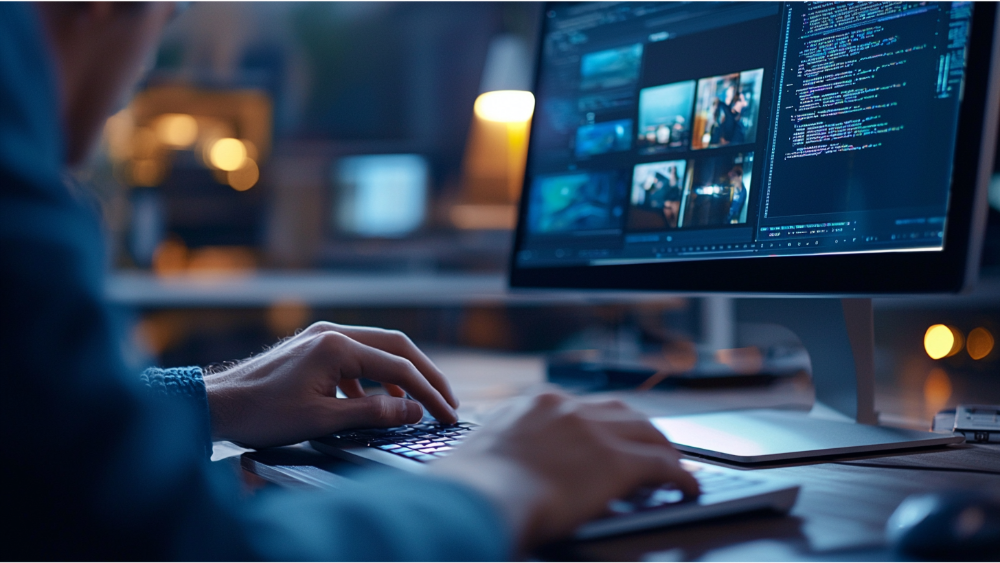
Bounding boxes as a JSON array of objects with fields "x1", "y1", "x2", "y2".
[{"x1": 203, "y1": 372, "x2": 237, "y2": 443}]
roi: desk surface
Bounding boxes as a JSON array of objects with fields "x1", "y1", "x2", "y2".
[{"x1": 234, "y1": 350, "x2": 1000, "y2": 561}]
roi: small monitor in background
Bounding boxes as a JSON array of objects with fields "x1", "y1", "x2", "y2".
[{"x1": 332, "y1": 154, "x2": 429, "y2": 238}]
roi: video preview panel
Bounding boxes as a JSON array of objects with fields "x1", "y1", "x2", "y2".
[
  {"x1": 526, "y1": 170, "x2": 629, "y2": 234},
  {"x1": 580, "y1": 44, "x2": 644, "y2": 91},
  {"x1": 575, "y1": 119, "x2": 634, "y2": 159},
  {"x1": 628, "y1": 160, "x2": 688, "y2": 230},
  {"x1": 681, "y1": 152, "x2": 753, "y2": 227},
  {"x1": 637, "y1": 81, "x2": 696, "y2": 154},
  {"x1": 692, "y1": 69, "x2": 764, "y2": 150}
]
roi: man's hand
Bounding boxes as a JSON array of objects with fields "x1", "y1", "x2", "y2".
[
  {"x1": 204, "y1": 322, "x2": 459, "y2": 448},
  {"x1": 429, "y1": 392, "x2": 699, "y2": 550}
]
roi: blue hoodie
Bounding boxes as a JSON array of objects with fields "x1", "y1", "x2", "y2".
[{"x1": 0, "y1": 3, "x2": 508, "y2": 560}]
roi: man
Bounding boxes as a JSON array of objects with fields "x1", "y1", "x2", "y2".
[
  {"x1": 710, "y1": 82, "x2": 748, "y2": 146},
  {"x1": 643, "y1": 167, "x2": 682, "y2": 228},
  {"x1": 1, "y1": 3, "x2": 697, "y2": 560}
]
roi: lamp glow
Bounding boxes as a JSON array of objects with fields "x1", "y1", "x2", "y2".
[
  {"x1": 474, "y1": 90, "x2": 535, "y2": 123},
  {"x1": 208, "y1": 138, "x2": 247, "y2": 171}
]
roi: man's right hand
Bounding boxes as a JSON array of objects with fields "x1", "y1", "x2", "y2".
[{"x1": 428, "y1": 393, "x2": 699, "y2": 551}]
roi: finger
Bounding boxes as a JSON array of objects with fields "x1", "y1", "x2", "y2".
[
  {"x1": 327, "y1": 395, "x2": 424, "y2": 430},
  {"x1": 383, "y1": 383, "x2": 406, "y2": 398},
  {"x1": 623, "y1": 444, "x2": 701, "y2": 497},
  {"x1": 339, "y1": 378, "x2": 366, "y2": 399},
  {"x1": 318, "y1": 325, "x2": 460, "y2": 409},
  {"x1": 334, "y1": 335, "x2": 458, "y2": 424}
]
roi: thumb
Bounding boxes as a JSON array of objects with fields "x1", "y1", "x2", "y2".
[{"x1": 327, "y1": 394, "x2": 424, "y2": 431}]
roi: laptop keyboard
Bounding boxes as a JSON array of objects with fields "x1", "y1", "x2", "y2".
[
  {"x1": 608, "y1": 459, "x2": 764, "y2": 514},
  {"x1": 330, "y1": 421, "x2": 765, "y2": 512},
  {"x1": 331, "y1": 421, "x2": 477, "y2": 462}
]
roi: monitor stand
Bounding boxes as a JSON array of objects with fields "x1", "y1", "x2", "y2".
[{"x1": 653, "y1": 298, "x2": 963, "y2": 464}]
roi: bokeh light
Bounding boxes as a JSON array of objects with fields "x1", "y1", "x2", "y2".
[
  {"x1": 474, "y1": 90, "x2": 535, "y2": 123},
  {"x1": 241, "y1": 138, "x2": 259, "y2": 161},
  {"x1": 924, "y1": 324, "x2": 962, "y2": 359},
  {"x1": 227, "y1": 158, "x2": 259, "y2": 191},
  {"x1": 154, "y1": 113, "x2": 198, "y2": 148},
  {"x1": 104, "y1": 109, "x2": 135, "y2": 161},
  {"x1": 967, "y1": 327, "x2": 995, "y2": 360},
  {"x1": 208, "y1": 138, "x2": 247, "y2": 171}
]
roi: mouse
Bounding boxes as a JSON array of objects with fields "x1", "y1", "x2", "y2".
[{"x1": 886, "y1": 490, "x2": 1000, "y2": 561}]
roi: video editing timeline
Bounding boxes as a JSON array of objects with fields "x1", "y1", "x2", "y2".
[{"x1": 516, "y1": 2, "x2": 972, "y2": 268}]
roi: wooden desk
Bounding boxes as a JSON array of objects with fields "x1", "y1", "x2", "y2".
[{"x1": 235, "y1": 350, "x2": 1000, "y2": 561}]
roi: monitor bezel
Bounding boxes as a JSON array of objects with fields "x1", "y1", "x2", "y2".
[{"x1": 509, "y1": 1, "x2": 1000, "y2": 296}]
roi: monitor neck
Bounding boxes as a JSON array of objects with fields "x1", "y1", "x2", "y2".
[{"x1": 739, "y1": 298, "x2": 877, "y2": 424}]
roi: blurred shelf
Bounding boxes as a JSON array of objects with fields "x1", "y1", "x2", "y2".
[
  {"x1": 107, "y1": 269, "x2": 1000, "y2": 309},
  {"x1": 106, "y1": 271, "x2": 685, "y2": 308}
]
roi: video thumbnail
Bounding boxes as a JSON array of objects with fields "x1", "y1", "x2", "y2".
[
  {"x1": 580, "y1": 44, "x2": 643, "y2": 91},
  {"x1": 691, "y1": 69, "x2": 763, "y2": 150},
  {"x1": 680, "y1": 152, "x2": 753, "y2": 228},
  {"x1": 575, "y1": 119, "x2": 633, "y2": 159},
  {"x1": 627, "y1": 160, "x2": 688, "y2": 231},
  {"x1": 637, "y1": 81, "x2": 696, "y2": 154},
  {"x1": 527, "y1": 171, "x2": 628, "y2": 234}
]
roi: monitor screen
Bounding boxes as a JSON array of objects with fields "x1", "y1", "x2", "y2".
[{"x1": 515, "y1": 1, "x2": 979, "y2": 271}]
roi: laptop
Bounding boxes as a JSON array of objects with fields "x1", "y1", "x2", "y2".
[{"x1": 310, "y1": 420, "x2": 799, "y2": 540}]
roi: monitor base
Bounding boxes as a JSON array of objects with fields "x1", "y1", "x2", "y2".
[{"x1": 653, "y1": 409, "x2": 964, "y2": 464}]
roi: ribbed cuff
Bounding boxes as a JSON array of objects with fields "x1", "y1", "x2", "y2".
[{"x1": 140, "y1": 366, "x2": 213, "y2": 459}]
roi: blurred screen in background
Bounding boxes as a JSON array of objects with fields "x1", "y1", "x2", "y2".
[
  {"x1": 85, "y1": 2, "x2": 542, "y2": 274},
  {"x1": 333, "y1": 154, "x2": 428, "y2": 238}
]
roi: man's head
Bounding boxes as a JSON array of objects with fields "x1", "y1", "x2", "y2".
[
  {"x1": 724, "y1": 83, "x2": 736, "y2": 105},
  {"x1": 36, "y1": 2, "x2": 176, "y2": 167}
]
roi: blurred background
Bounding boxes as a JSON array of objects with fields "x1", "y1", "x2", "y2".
[{"x1": 81, "y1": 2, "x2": 1000, "y2": 428}]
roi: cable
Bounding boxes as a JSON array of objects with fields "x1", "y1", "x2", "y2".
[{"x1": 834, "y1": 461, "x2": 1000, "y2": 477}]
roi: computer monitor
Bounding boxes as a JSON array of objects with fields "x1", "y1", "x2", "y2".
[
  {"x1": 509, "y1": 2, "x2": 1000, "y2": 462},
  {"x1": 512, "y1": 1, "x2": 997, "y2": 294}
]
